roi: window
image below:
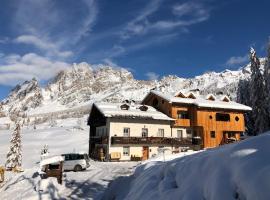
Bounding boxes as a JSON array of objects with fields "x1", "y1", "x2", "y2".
[
  {"x1": 209, "y1": 115, "x2": 213, "y2": 119},
  {"x1": 157, "y1": 129, "x2": 164, "y2": 137},
  {"x1": 123, "y1": 128, "x2": 130, "y2": 137},
  {"x1": 210, "y1": 131, "x2": 215, "y2": 138},
  {"x1": 120, "y1": 104, "x2": 129, "y2": 110},
  {"x1": 177, "y1": 111, "x2": 189, "y2": 119},
  {"x1": 177, "y1": 130, "x2": 183, "y2": 139},
  {"x1": 235, "y1": 116, "x2": 239, "y2": 121},
  {"x1": 216, "y1": 113, "x2": 230, "y2": 121},
  {"x1": 142, "y1": 128, "x2": 148, "y2": 137},
  {"x1": 186, "y1": 129, "x2": 192, "y2": 138},
  {"x1": 123, "y1": 146, "x2": 130, "y2": 156}
]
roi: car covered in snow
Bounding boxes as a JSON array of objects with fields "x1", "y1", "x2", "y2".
[{"x1": 61, "y1": 153, "x2": 90, "y2": 171}]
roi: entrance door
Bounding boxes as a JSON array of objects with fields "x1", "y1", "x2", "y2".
[{"x1": 142, "y1": 146, "x2": 149, "y2": 160}]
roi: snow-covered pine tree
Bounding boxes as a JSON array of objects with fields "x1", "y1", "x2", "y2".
[
  {"x1": 249, "y1": 47, "x2": 269, "y2": 134},
  {"x1": 264, "y1": 38, "x2": 270, "y2": 116},
  {"x1": 237, "y1": 79, "x2": 254, "y2": 135},
  {"x1": 5, "y1": 121, "x2": 22, "y2": 170}
]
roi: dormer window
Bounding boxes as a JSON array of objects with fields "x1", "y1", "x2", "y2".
[
  {"x1": 206, "y1": 94, "x2": 216, "y2": 101},
  {"x1": 123, "y1": 99, "x2": 130, "y2": 104},
  {"x1": 186, "y1": 92, "x2": 196, "y2": 99},
  {"x1": 175, "y1": 91, "x2": 186, "y2": 98},
  {"x1": 139, "y1": 105, "x2": 148, "y2": 111},
  {"x1": 221, "y1": 96, "x2": 230, "y2": 102},
  {"x1": 120, "y1": 104, "x2": 130, "y2": 110}
]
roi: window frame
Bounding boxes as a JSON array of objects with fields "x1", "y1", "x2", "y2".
[
  {"x1": 157, "y1": 128, "x2": 164, "y2": 137},
  {"x1": 216, "y1": 113, "x2": 230, "y2": 122},
  {"x1": 123, "y1": 146, "x2": 130, "y2": 156},
  {"x1": 177, "y1": 130, "x2": 183, "y2": 139},
  {"x1": 123, "y1": 127, "x2": 130, "y2": 137},
  {"x1": 210, "y1": 131, "x2": 216, "y2": 138},
  {"x1": 177, "y1": 110, "x2": 189, "y2": 119},
  {"x1": 142, "y1": 128, "x2": 148, "y2": 137}
]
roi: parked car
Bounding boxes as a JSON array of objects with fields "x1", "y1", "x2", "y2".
[{"x1": 61, "y1": 153, "x2": 90, "y2": 171}]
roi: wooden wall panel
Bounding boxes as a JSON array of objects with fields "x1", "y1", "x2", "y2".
[
  {"x1": 171, "y1": 106, "x2": 191, "y2": 127},
  {"x1": 143, "y1": 93, "x2": 247, "y2": 149},
  {"x1": 143, "y1": 94, "x2": 172, "y2": 116},
  {"x1": 194, "y1": 109, "x2": 245, "y2": 132}
]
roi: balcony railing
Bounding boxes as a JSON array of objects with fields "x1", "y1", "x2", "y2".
[
  {"x1": 90, "y1": 136, "x2": 108, "y2": 144},
  {"x1": 111, "y1": 136, "x2": 201, "y2": 147}
]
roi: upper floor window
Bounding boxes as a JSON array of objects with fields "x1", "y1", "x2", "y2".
[
  {"x1": 177, "y1": 111, "x2": 189, "y2": 119},
  {"x1": 157, "y1": 129, "x2": 164, "y2": 137},
  {"x1": 216, "y1": 113, "x2": 230, "y2": 121},
  {"x1": 123, "y1": 128, "x2": 130, "y2": 137},
  {"x1": 210, "y1": 131, "x2": 216, "y2": 138},
  {"x1": 142, "y1": 128, "x2": 148, "y2": 137}
]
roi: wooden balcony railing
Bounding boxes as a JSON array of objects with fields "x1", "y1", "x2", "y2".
[
  {"x1": 111, "y1": 136, "x2": 201, "y2": 147},
  {"x1": 90, "y1": 136, "x2": 109, "y2": 144}
]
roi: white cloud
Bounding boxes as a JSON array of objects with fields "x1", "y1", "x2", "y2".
[
  {"x1": 0, "y1": 53, "x2": 70, "y2": 86},
  {"x1": 75, "y1": 0, "x2": 98, "y2": 42},
  {"x1": 121, "y1": 0, "x2": 163, "y2": 39},
  {"x1": 12, "y1": 0, "x2": 98, "y2": 59},
  {"x1": 103, "y1": 58, "x2": 121, "y2": 68},
  {"x1": 14, "y1": 35, "x2": 73, "y2": 58},
  {"x1": 145, "y1": 72, "x2": 159, "y2": 80},
  {"x1": 172, "y1": 2, "x2": 209, "y2": 18},
  {"x1": 226, "y1": 55, "x2": 249, "y2": 66},
  {"x1": 121, "y1": 1, "x2": 210, "y2": 39}
]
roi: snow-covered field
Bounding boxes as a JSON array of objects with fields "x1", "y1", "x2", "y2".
[
  {"x1": 0, "y1": 119, "x2": 138, "y2": 199},
  {"x1": 103, "y1": 134, "x2": 270, "y2": 200}
]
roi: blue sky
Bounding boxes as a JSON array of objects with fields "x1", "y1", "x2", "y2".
[{"x1": 0, "y1": 0, "x2": 270, "y2": 100}]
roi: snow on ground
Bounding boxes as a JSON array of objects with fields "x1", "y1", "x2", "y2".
[
  {"x1": 0, "y1": 120, "x2": 138, "y2": 199},
  {"x1": 103, "y1": 134, "x2": 270, "y2": 200},
  {"x1": 0, "y1": 162, "x2": 137, "y2": 200}
]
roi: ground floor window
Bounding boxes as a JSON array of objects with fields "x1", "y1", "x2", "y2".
[
  {"x1": 177, "y1": 130, "x2": 183, "y2": 139},
  {"x1": 123, "y1": 146, "x2": 130, "y2": 156},
  {"x1": 186, "y1": 129, "x2": 192, "y2": 138},
  {"x1": 157, "y1": 129, "x2": 164, "y2": 137}
]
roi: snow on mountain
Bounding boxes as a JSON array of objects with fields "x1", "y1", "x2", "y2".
[{"x1": 0, "y1": 62, "x2": 252, "y2": 122}]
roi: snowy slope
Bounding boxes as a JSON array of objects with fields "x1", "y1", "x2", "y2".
[
  {"x1": 0, "y1": 121, "x2": 137, "y2": 200},
  {"x1": 0, "y1": 61, "x2": 252, "y2": 123},
  {"x1": 103, "y1": 134, "x2": 270, "y2": 200}
]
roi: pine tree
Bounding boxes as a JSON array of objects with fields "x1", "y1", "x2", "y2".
[
  {"x1": 249, "y1": 47, "x2": 269, "y2": 134},
  {"x1": 264, "y1": 39, "x2": 270, "y2": 115},
  {"x1": 237, "y1": 79, "x2": 254, "y2": 135},
  {"x1": 6, "y1": 122, "x2": 22, "y2": 169}
]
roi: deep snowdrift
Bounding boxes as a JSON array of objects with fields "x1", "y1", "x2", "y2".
[{"x1": 103, "y1": 134, "x2": 270, "y2": 200}]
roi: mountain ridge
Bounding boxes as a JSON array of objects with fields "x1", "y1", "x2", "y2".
[{"x1": 0, "y1": 62, "x2": 253, "y2": 121}]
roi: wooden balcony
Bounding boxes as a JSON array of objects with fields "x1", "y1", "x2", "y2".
[
  {"x1": 174, "y1": 119, "x2": 191, "y2": 127},
  {"x1": 111, "y1": 136, "x2": 201, "y2": 148}
]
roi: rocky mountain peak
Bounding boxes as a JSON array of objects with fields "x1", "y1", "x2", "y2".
[{"x1": 0, "y1": 61, "x2": 253, "y2": 118}]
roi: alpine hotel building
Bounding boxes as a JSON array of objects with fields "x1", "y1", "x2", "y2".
[{"x1": 88, "y1": 90, "x2": 251, "y2": 161}]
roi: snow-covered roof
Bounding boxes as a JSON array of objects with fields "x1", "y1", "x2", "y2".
[
  {"x1": 147, "y1": 90, "x2": 252, "y2": 111},
  {"x1": 40, "y1": 156, "x2": 64, "y2": 167},
  {"x1": 93, "y1": 103, "x2": 174, "y2": 121}
]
